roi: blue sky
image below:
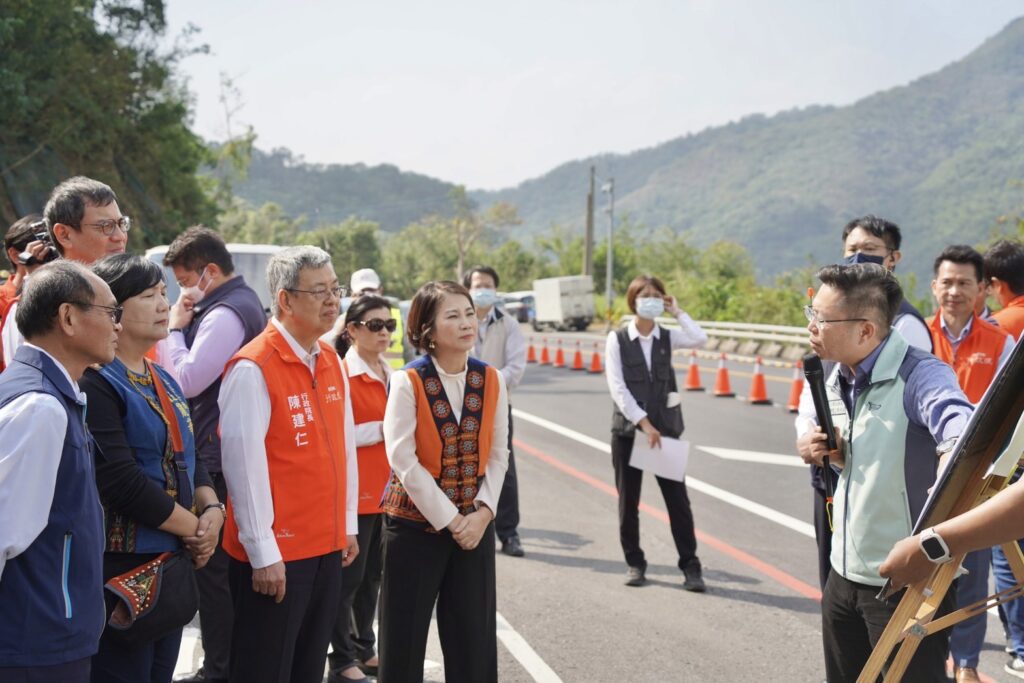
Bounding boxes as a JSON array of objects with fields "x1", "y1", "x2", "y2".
[{"x1": 167, "y1": 1, "x2": 1023, "y2": 189}]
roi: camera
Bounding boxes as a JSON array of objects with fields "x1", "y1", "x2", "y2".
[{"x1": 17, "y1": 228, "x2": 59, "y2": 267}]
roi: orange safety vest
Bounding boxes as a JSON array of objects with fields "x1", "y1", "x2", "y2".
[
  {"x1": 929, "y1": 313, "x2": 1010, "y2": 404},
  {"x1": 993, "y1": 295, "x2": 1024, "y2": 341},
  {"x1": 0, "y1": 289, "x2": 19, "y2": 373},
  {"x1": 342, "y1": 357, "x2": 391, "y2": 515},
  {"x1": 222, "y1": 322, "x2": 349, "y2": 563}
]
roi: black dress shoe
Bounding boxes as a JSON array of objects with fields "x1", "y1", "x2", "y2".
[
  {"x1": 501, "y1": 535, "x2": 525, "y2": 557},
  {"x1": 682, "y1": 559, "x2": 706, "y2": 593},
  {"x1": 357, "y1": 659, "x2": 379, "y2": 676},
  {"x1": 625, "y1": 565, "x2": 646, "y2": 587},
  {"x1": 176, "y1": 668, "x2": 228, "y2": 683}
]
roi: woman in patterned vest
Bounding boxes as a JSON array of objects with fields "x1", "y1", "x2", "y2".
[{"x1": 377, "y1": 280, "x2": 509, "y2": 683}]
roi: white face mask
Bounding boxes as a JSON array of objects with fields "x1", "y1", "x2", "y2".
[
  {"x1": 471, "y1": 288, "x2": 499, "y2": 308},
  {"x1": 180, "y1": 267, "x2": 211, "y2": 304},
  {"x1": 635, "y1": 297, "x2": 665, "y2": 320}
]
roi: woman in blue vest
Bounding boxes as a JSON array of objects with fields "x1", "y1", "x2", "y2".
[
  {"x1": 604, "y1": 274, "x2": 709, "y2": 591},
  {"x1": 81, "y1": 254, "x2": 225, "y2": 683}
]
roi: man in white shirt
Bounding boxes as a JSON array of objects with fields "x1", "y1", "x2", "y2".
[
  {"x1": 218, "y1": 246, "x2": 358, "y2": 683},
  {"x1": 464, "y1": 265, "x2": 528, "y2": 557}
]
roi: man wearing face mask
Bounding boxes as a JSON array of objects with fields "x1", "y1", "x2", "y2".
[
  {"x1": 161, "y1": 226, "x2": 266, "y2": 683},
  {"x1": 464, "y1": 265, "x2": 528, "y2": 557}
]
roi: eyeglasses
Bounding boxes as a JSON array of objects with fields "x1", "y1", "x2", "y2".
[
  {"x1": 285, "y1": 285, "x2": 347, "y2": 301},
  {"x1": 803, "y1": 305, "x2": 867, "y2": 328},
  {"x1": 354, "y1": 318, "x2": 397, "y2": 333},
  {"x1": 80, "y1": 303, "x2": 124, "y2": 325},
  {"x1": 81, "y1": 216, "x2": 131, "y2": 236}
]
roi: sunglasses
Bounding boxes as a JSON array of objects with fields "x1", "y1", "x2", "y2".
[{"x1": 353, "y1": 318, "x2": 397, "y2": 333}]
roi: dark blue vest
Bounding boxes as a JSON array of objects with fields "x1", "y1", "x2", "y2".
[
  {"x1": 0, "y1": 346, "x2": 104, "y2": 666},
  {"x1": 183, "y1": 275, "x2": 266, "y2": 473}
]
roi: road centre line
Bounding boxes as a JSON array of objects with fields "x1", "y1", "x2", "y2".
[
  {"x1": 696, "y1": 446, "x2": 805, "y2": 467},
  {"x1": 512, "y1": 409, "x2": 815, "y2": 539}
]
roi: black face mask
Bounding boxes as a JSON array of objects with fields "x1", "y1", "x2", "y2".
[{"x1": 843, "y1": 252, "x2": 886, "y2": 266}]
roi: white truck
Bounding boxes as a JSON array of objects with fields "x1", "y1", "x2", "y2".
[{"x1": 531, "y1": 275, "x2": 595, "y2": 332}]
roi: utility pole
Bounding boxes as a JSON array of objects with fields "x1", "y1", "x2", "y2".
[
  {"x1": 602, "y1": 178, "x2": 614, "y2": 333},
  {"x1": 583, "y1": 165, "x2": 595, "y2": 277}
]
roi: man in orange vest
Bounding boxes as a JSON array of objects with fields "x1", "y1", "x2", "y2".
[
  {"x1": 929, "y1": 244, "x2": 1015, "y2": 683},
  {"x1": 985, "y1": 239, "x2": 1024, "y2": 341},
  {"x1": 218, "y1": 245, "x2": 358, "y2": 683}
]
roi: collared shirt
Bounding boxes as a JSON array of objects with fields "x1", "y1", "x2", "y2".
[
  {"x1": 384, "y1": 356, "x2": 510, "y2": 531},
  {"x1": 160, "y1": 306, "x2": 246, "y2": 398},
  {"x1": 1, "y1": 300, "x2": 25, "y2": 367},
  {"x1": 940, "y1": 315, "x2": 1015, "y2": 372},
  {"x1": 343, "y1": 346, "x2": 391, "y2": 447},
  {"x1": 474, "y1": 307, "x2": 527, "y2": 391},
  {"x1": 0, "y1": 345, "x2": 82, "y2": 579},
  {"x1": 218, "y1": 317, "x2": 358, "y2": 568},
  {"x1": 605, "y1": 311, "x2": 707, "y2": 425},
  {"x1": 836, "y1": 342, "x2": 886, "y2": 419},
  {"x1": 892, "y1": 311, "x2": 932, "y2": 352}
]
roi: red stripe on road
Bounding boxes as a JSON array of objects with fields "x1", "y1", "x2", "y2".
[{"x1": 513, "y1": 437, "x2": 823, "y2": 602}]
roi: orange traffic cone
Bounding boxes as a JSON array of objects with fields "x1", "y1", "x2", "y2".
[
  {"x1": 588, "y1": 342, "x2": 604, "y2": 373},
  {"x1": 786, "y1": 360, "x2": 804, "y2": 413},
  {"x1": 684, "y1": 350, "x2": 705, "y2": 391},
  {"x1": 571, "y1": 341, "x2": 585, "y2": 370},
  {"x1": 553, "y1": 340, "x2": 566, "y2": 368},
  {"x1": 539, "y1": 338, "x2": 551, "y2": 365},
  {"x1": 527, "y1": 338, "x2": 537, "y2": 363},
  {"x1": 713, "y1": 353, "x2": 735, "y2": 398},
  {"x1": 747, "y1": 356, "x2": 772, "y2": 405}
]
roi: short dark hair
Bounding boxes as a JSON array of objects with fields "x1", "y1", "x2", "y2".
[
  {"x1": 91, "y1": 253, "x2": 164, "y2": 304},
  {"x1": 43, "y1": 176, "x2": 118, "y2": 255},
  {"x1": 16, "y1": 261, "x2": 96, "y2": 339},
  {"x1": 334, "y1": 294, "x2": 392, "y2": 357},
  {"x1": 983, "y1": 239, "x2": 1024, "y2": 296},
  {"x1": 934, "y1": 244, "x2": 984, "y2": 282},
  {"x1": 4, "y1": 214, "x2": 45, "y2": 269},
  {"x1": 462, "y1": 265, "x2": 500, "y2": 290},
  {"x1": 405, "y1": 281, "x2": 473, "y2": 352},
  {"x1": 163, "y1": 225, "x2": 235, "y2": 275},
  {"x1": 815, "y1": 263, "x2": 903, "y2": 329},
  {"x1": 625, "y1": 275, "x2": 666, "y2": 314},
  {"x1": 841, "y1": 215, "x2": 902, "y2": 252}
]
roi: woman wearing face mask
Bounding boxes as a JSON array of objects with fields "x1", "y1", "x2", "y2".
[
  {"x1": 326, "y1": 295, "x2": 394, "y2": 683},
  {"x1": 377, "y1": 281, "x2": 509, "y2": 683},
  {"x1": 81, "y1": 254, "x2": 224, "y2": 682},
  {"x1": 605, "y1": 275, "x2": 708, "y2": 591}
]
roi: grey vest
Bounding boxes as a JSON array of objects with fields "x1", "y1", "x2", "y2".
[{"x1": 611, "y1": 327, "x2": 684, "y2": 438}]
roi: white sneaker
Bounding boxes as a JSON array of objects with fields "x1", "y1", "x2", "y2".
[{"x1": 1005, "y1": 656, "x2": 1024, "y2": 680}]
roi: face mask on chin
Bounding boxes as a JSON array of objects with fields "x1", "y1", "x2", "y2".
[
  {"x1": 180, "y1": 267, "x2": 211, "y2": 304},
  {"x1": 635, "y1": 297, "x2": 665, "y2": 320},
  {"x1": 471, "y1": 288, "x2": 498, "y2": 308}
]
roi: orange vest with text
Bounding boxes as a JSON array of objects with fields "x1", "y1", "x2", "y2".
[
  {"x1": 993, "y1": 295, "x2": 1024, "y2": 341},
  {"x1": 409, "y1": 364, "x2": 501, "y2": 478},
  {"x1": 342, "y1": 358, "x2": 391, "y2": 515},
  {"x1": 222, "y1": 322, "x2": 349, "y2": 563},
  {"x1": 929, "y1": 313, "x2": 1009, "y2": 404}
]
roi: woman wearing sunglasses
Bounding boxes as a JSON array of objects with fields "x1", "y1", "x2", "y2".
[
  {"x1": 327, "y1": 295, "x2": 395, "y2": 683},
  {"x1": 80, "y1": 254, "x2": 224, "y2": 683}
]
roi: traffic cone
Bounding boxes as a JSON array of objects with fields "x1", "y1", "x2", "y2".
[
  {"x1": 553, "y1": 340, "x2": 566, "y2": 368},
  {"x1": 539, "y1": 338, "x2": 551, "y2": 365},
  {"x1": 713, "y1": 353, "x2": 735, "y2": 398},
  {"x1": 588, "y1": 342, "x2": 603, "y2": 373},
  {"x1": 571, "y1": 341, "x2": 585, "y2": 370},
  {"x1": 786, "y1": 360, "x2": 804, "y2": 413},
  {"x1": 684, "y1": 350, "x2": 705, "y2": 391},
  {"x1": 527, "y1": 338, "x2": 537, "y2": 364},
  {"x1": 747, "y1": 356, "x2": 772, "y2": 405}
]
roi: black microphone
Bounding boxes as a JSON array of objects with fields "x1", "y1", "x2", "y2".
[{"x1": 803, "y1": 353, "x2": 837, "y2": 507}]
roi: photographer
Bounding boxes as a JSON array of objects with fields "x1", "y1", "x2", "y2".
[{"x1": 0, "y1": 214, "x2": 58, "y2": 370}]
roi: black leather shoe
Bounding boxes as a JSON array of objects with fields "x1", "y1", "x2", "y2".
[
  {"x1": 501, "y1": 535, "x2": 525, "y2": 557},
  {"x1": 625, "y1": 565, "x2": 646, "y2": 587},
  {"x1": 682, "y1": 559, "x2": 706, "y2": 592},
  {"x1": 176, "y1": 668, "x2": 228, "y2": 683},
  {"x1": 357, "y1": 659, "x2": 379, "y2": 677}
]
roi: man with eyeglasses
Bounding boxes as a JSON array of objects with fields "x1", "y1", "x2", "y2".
[
  {"x1": 160, "y1": 227, "x2": 266, "y2": 683},
  {"x1": 2, "y1": 176, "x2": 129, "y2": 367},
  {"x1": 0, "y1": 261, "x2": 121, "y2": 682},
  {"x1": 798, "y1": 263, "x2": 973, "y2": 682}
]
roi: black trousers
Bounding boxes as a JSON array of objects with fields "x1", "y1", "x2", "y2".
[
  {"x1": 329, "y1": 513, "x2": 383, "y2": 670},
  {"x1": 228, "y1": 551, "x2": 343, "y2": 683},
  {"x1": 0, "y1": 658, "x2": 90, "y2": 683},
  {"x1": 378, "y1": 516, "x2": 497, "y2": 683},
  {"x1": 821, "y1": 569, "x2": 954, "y2": 682},
  {"x1": 611, "y1": 433, "x2": 698, "y2": 571},
  {"x1": 495, "y1": 406, "x2": 520, "y2": 541},
  {"x1": 812, "y1": 475, "x2": 834, "y2": 591},
  {"x1": 195, "y1": 473, "x2": 233, "y2": 678}
]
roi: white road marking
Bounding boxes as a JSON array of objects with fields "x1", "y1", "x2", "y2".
[
  {"x1": 697, "y1": 446, "x2": 805, "y2": 467},
  {"x1": 497, "y1": 610, "x2": 563, "y2": 682},
  {"x1": 174, "y1": 625, "x2": 201, "y2": 678},
  {"x1": 513, "y1": 408, "x2": 816, "y2": 539}
]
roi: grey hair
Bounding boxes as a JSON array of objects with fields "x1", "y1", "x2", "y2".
[
  {"x1": 267, "y1": 245, "x2": 333, "y2": 317},
  {"x1": 16, "y1": 260, "x2": 97, "y2": 339}
]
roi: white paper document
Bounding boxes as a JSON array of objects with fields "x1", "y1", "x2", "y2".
[{"x1": 630, "y1": 436, "x2": 690, "y2": 482}]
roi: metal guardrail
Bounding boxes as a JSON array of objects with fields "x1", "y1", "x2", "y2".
[{"x1": 608, "y1": 316, "x2": 809, "y2": 364}]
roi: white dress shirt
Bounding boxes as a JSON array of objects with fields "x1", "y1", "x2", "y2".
[
  {"x1": 218, "y1": 318, "x2": 358, "y2": 569},
  {"x1": 604, "y1": 312, "x2": 708, "y2": 425},
  {"x1": 0, "y1": 344, "x2": 83, "y2": 579},
  {"x1": 343, "y1": 347, "x2": 391, "y2": 447},
  {"x1": 474, "y1": 308, "x2": 527, "y2": 391},
  {"x1": 160, "y1": 306, "x2": 246, "y2": 398},
  {"x1": 383, "y1": 356, "x2": 509, "y2": 531},
  {"x1": 1, "y1": 300, "x2": 25, "y2": 367}
]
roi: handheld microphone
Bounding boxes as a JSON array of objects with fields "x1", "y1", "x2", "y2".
[{"x1": 803, "y1": 353, "x2": 837, "y2": 505}]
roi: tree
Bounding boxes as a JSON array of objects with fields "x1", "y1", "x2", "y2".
[
  {"x1": 217, "y1": 200, "x2": 303, "y2": 245},
  {"x1": 295, "y1": 218, "x2": 381, "y2": 286},
  {"x1": 445, "y1": 186, "x2": 521, "y2": 281}
]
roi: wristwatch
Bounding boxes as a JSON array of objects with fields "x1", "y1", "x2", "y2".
[
  {"x1": 919, "y1": 527, "x2": 953, "y2": 564},
  {"x1": 936, "y1": 437, "x2": 958, "y2": 457},
  {"x1": 168, "y1": 328, "x2": 184, "y2": 334},
  {"x1": 202, "y1": 502, "x2": 227, "y2": 519}
]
